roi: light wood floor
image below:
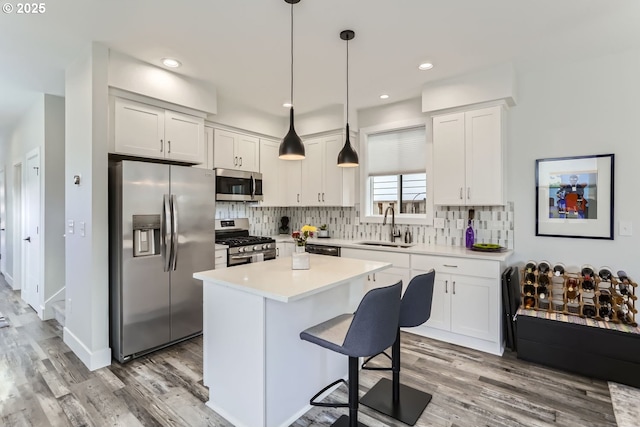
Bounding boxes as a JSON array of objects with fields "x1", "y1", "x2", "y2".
[{"x1": 0, "y1": 275, "x2": 616, "y2": 427}]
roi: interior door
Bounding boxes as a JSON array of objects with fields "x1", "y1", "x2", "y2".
[
  {"x1": 0, "y1": 168, "x2": 6, "y2": 275},
  {"x1": 24, "y1": 149, "x2": 41, "y2": 311}
]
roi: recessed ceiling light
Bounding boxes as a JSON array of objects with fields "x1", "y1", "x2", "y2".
[
  {"x1": 283, "y1": 102, "x2": 293, "y2": 108},
  {"x1": 162, "y1": 58, "x2": 182, "y2": 68},
  {"x1": 379, "y1": 94, "x2": 389, "y2": 99},
  {"x1": 418, "y1": 62, "x2": 434, "y2": 71}
]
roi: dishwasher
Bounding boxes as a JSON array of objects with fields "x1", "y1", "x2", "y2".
[{"x1": 305, "y1": 243, "x2": 341, "y2": 257}]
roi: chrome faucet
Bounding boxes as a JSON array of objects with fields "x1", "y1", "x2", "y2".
[{"x1": 383, "y1": 206, "x2": 402, "y2": 242}]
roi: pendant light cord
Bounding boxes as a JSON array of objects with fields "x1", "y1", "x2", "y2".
[
  {"x1": 290, "y1": 2, "x2": 294, "y2": 108},
  {"x1": 346, "y1": 36, "x2": 349, "y2": 124}
]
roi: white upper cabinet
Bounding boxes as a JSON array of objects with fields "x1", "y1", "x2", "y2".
[
  {"x1": 213, "y1": 129, "x2": 259, "y2": 172},
  {"x1": 164, "y1": 111, "x2": 205, "y2": 163},
  {"x1": 194, "y1": 126, "x2": 215, "y2": 170},
  {"x1": 113, "y1": 97, "x2": 205, "y2": 164},
  {"x1": 259, "y1": 139, "x2": 286, "y2": 206},
  {"x1": 300, "y1": 133, "x2": 355, "y2": 207},
  {"x1": 432, "y1": 105, "x2": 505, "y2": 206}
]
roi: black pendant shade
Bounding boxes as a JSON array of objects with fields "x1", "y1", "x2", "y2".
[
  {"x1": 338, "y1": 29, "x2": 359, "y2": 167},
  {"x1": 279, "y1": 107, "x2": 305, "y2": 160},
  {"x1": 337, "y1": 123, "x2": 359, "y2": 167},
  {"x1": 279, "y1": 0, "x2": 305, "y2": 160}
]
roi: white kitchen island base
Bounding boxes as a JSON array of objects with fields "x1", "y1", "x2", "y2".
[{"x1": 195, "y1": 255, "x2": 392, "y2": 427}]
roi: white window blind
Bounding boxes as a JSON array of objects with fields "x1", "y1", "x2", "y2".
[{"x1": 368, "y1": 127, "x2": 426, "y2": 176}]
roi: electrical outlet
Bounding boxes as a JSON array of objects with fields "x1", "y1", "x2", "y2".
[
  {"x1": 456, "y1": 219, "x2": 465, "y2": 230},
  {"x1": 80, "y1": 221, "x2": 86, "y2": 237},
  {"x1": 619, "y1": 220, "x2": 632, "y2": 236},
  {"x1": 433, "y1": 218, "x2": 445, "y2": 229}
]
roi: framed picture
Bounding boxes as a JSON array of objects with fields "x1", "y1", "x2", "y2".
[{"x1": 536, "y1": 154, "x2": 614, "y2": 239}]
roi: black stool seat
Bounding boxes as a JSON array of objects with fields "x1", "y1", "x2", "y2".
[
  {"x1": 360, "y1": 270, "x2": 436, "y2": 425},
  {"x1": 300, "y1": 282, "x2": 402, "y2": 427}
]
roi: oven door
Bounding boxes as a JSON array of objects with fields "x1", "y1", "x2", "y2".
[{"x1": 215, "y1": 169, "x2": 264, "y2": 201}]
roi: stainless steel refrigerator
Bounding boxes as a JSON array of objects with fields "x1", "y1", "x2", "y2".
[{"x1": 109, "y1": 160, "x2": 215, "y2": 363}]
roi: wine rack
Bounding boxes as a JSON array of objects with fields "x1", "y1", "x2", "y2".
[{"x1": 519, "y1": 261, "x2": 637, "y2": 327}]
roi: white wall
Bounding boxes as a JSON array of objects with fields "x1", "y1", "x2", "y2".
[
  {"x1": 0, "y1": 96, "x2": 45, "y2": 287},
  {"x1": 42, "y1": 94, "x2": 66, "y2": 308},
  {"x1": 64, "y1": 43, "x2": 111, "y2": 370},
  {"x1": 210, "y1": 93, "x2": 285, "y2": 138},
  {"x1": 358, "y1": 97, "x2": 424, "y2": 129},
  {"x1": 508, "y1": 48, "x2": 640, "y2": 277}
]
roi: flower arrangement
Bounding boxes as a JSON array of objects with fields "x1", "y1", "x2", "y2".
[{"x1": 292, "y1": 225, "x2": 317, "y2": 246}]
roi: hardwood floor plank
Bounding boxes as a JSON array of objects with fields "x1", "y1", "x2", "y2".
[{"x1": 58, "y1": 393, "x2": 96, "y2": 427}]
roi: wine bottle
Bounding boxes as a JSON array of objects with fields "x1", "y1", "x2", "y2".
[
  {"x1": 617, "y1": 270, "x2": 630, "y2": 296},
  {"x1": 465, "y1": 209, "x2": 475, "y2": 249},
  {"x1": 583, "y1": 305, "x2": 596, "y2": 318},
  {"x1": 581, "y1": 266, "x2": 595, "y2": 291},
  {"x1": 538, "y1": 261, "x2": 551, "y2": 275}
]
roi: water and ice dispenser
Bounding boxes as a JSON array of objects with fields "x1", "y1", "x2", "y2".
[{"x1": 132, "y1": 214, "x2": 161, "y2": 257}]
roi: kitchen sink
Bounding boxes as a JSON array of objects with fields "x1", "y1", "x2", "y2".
[{"x1": 356, "y1": 241, "x2": 414, "y2": 249}]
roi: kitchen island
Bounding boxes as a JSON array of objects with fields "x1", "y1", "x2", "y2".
[{"x1": 193, "y1": 254, "x2": 392, "y2": 427}]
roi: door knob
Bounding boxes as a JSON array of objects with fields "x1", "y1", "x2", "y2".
[{"x1": 24, "y1": 236, "x2": 31, "y2": 242}]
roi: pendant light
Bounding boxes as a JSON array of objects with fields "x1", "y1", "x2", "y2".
[
  {"x1": 337, "y1": 29, "x2": 359, "y2": 167},
  {"x1": 279, "y1": 0, "x2": 305, "y2": 160}
]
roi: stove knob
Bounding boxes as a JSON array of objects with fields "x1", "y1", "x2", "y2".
[
  {"x1": 238, "y1": 247, "x2": 245, "y2": 253},
  {"x1": 253, "y1": 245, "x2": 261, "y2": 251},
  {"x1": 262, "y1": 244, "x2": 269, "y2": 249}
]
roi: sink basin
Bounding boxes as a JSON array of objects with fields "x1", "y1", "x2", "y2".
[{"x1": 356, "y1": 241, "x2": 414, "y2": 249}]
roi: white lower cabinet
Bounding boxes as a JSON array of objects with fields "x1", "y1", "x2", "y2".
[
  {"x1": 341, "y1": 248, "x2": 411, "y2": 293},
  {"x1": 215, "y1": 248, "x2": 227, "y2": 269},
  {"x1": 276, "y1": 241, "x2": 294, "y2": 258},
  {"x1": 410, "y1": 254, "x2": 503, "y2": 355}
]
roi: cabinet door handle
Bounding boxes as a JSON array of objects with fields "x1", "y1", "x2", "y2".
[
  {"x1": 443, "y1": 264, "x2": 458, "y2": 268},
  {"x1": 239, "y1": 157, "x2": 243, "y2": 167},
  {"x1": 160, "y1": 139, "x2": 163, "y2": 152},
  {"x1": 453, "y1": 281, "x2": 456, "y2": 295},
  {"x1": 234, "y1": 156, "x2": 238, "y2": 166},
  {"x1": 373, "y1": 273, "x2": 376, "y2": 282},
  {"x1": 167, "y1": 140, "x2": 171, "y2": 154},
  {"x1": 445, "y1": 280, "x2": 448, "y2": 293},
  {"x1": 297, "y1": 194, "x2": 300, "y2": 203},
  {"x1": 276, "y1": 248, "x2": 280, "y2": 257},
  {"x1": 318, "y1": 193, "x2": 321, "y2": 202},
  {"x1": 467, "y1": 187, "x2": 471, "y2": 199},
  {"x1": 459, "y1": 187, "x2": 463, "y2": 199},
  {"x1": 322, "y1": 193, "x2": 325, "y2": 202}
]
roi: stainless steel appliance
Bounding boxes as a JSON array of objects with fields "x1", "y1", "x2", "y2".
[
  {"x1": 215, "y1": 218, "x2": 276, "y2": 266},
  {"x1": 305, "y1": 244, "x2": 341, "y2": 257},
  {"x1": 109, "y1": 160, "x2": 215, "y2": 363},
  {"x1": 215, "y1": 169, "x2": 263, "y2": 202}
]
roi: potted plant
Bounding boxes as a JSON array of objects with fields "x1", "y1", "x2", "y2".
[{"x1": 318, "y1": 224, "x2": 329, "y2": 238}]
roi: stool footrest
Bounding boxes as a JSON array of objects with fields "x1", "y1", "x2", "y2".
[
  {"x1": 310, "y1": 378, "x2": 349, "y2": 408},
  {"x1": 360, "y1": 377, "x2": 432, "y2": 426},
  {"x1": 361, "y1": 351, "x2": 392, "y2": 371}
]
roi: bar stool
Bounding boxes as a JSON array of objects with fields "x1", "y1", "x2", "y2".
[
  {"x1": 360, "y1": 270, "x2": 436, "y2": 425},
  {"x1": 300, "y1": 282, "x2": 402, "y2": 427}
]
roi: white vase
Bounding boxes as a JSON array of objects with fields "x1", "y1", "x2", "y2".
[
  {"x1": 295, "y1": 245, "x2": 306, "y2": 254},
  {"x1": 292, "y1": 251, "x2": 310, "y2": 270}
]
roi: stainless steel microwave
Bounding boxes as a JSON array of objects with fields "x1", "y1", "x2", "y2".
[{"x1": 215, "y1": 169, "x2": 264, "y2": 201}]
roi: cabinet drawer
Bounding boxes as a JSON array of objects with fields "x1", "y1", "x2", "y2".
[
  {"x1": 342, "y1": 248, "x2": 410, "y2": 268},
  {"x1": 411, "y1": 254, "x2": 499, "y2": 279}
]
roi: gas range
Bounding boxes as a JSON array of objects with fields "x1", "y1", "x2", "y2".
[{"x1": 215, "y1": 218, "x2": 276, "y2": 266}]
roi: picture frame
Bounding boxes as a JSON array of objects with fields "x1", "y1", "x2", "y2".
[{"x1": 536, "y1": 154, "x2": 614, "y2": 239}]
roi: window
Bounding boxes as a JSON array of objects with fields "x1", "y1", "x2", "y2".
[{"x1": 362, "y1": 123, "x2": 430, "y2": 223}]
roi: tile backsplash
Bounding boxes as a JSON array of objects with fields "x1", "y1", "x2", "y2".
[{"x1": 216, "y1": 202, "x2": 515, "y2": 249}]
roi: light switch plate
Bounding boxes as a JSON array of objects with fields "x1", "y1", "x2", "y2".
[
  {"x1": 79, "y1": 221, "x2": 86, "y2": 237},
  {"x1": 67, "y1": 220, "x2": 74, "y2": 234},
  {"x1": 456, "y1": 219, "x2": 465, "y2": 230},
  {"x1": 433, "y1": 218, "x2": 445, "y2": 228},
  {"x1": 619, "y1": 220, "x2": 632, "y2": 236},
  {"x1": 354, "y1": 217, "x2": 360, "y2": 226}
]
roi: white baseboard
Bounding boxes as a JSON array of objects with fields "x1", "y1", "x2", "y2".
[
  {"x1": 63, "y1": 327, "x2": 112, "y2": 371},
  {"x1": 4, "y1": 272, "x2": 14, "y2": 287}
]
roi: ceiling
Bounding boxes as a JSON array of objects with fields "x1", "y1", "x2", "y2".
[{"x1": 1, "y1": 0, "x2": 640, "y2": 134}]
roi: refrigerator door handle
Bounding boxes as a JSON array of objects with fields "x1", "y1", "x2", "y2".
[
  {"x1": 171, "y1": 194, "x2": 179, "y2": 271},
  {"x1": 163, "y1": 194, "x2": 172, "y2": 272}
]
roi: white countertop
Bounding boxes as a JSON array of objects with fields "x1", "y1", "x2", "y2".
[
  {"x1": 194, "y1": 254, "x2": 391, "y2": 303},
  {"x1": 271, "y1": 235, "x2": 512, "y2": 262}
]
